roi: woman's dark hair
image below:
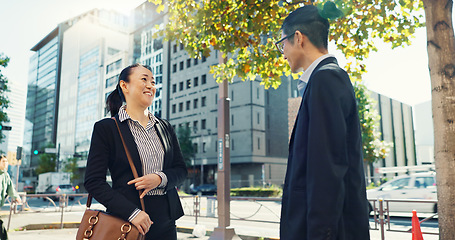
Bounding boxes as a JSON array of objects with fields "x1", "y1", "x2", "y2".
[{"x1": 106, "y1": 63, "x2": 153, "y2": 117}]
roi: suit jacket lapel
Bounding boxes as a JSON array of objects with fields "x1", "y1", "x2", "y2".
[
  {"x1": 154, "y1": 118, "x2": 171, "y2": 168},
  {"x1": 115, "y1": 115, "x2": 143, "y2": 177}
]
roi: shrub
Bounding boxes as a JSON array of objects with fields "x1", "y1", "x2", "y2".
[{"x1": 230, "y1": 187, "x2": 282, "y2": 197}]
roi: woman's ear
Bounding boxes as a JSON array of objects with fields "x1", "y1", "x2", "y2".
[{"x1": 119, "y1": 80, "x2": 128, "y2": 93}]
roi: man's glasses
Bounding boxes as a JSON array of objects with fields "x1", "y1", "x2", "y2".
[{"x1": 275, "y1": 32, "x2": 295, "y2": 54}]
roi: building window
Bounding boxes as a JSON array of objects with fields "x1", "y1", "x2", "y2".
[
  {"x1": 202, "y1": 74, "x2": 207, "y2": 84},
  {"x1": 194, "y1": 77, "x2": 199, "y2": 87},
  {"x1": 193, "y1": 121, "x2": 198, "y2": 131},
  {"x1": 201, "y1": 119, "x2": 206, "y2": 130},
  {"x1": 202, "y1": 55, "x2": 207, "y2": 62},
  {"x1": 186, "y1": 79, "x2": 191, "y2": 89},
  {"x1": 180, "y1": 43, "x2": 184, "y2": 50},
  {"x1": 201, "y1": 96, "x2": 206, "y2": 107},
  {"x1": 179, "y1": 102, "x2": 183, "y2": 112},
  {"x1": 258, "y1": 137, "x2": 260, "y2": 150},
  {"x1": 179, "y1": 82, "x2": 184, "y2": 91},
  {"x1": 172, "y1": 64, "x2": 177, "y2": 73},
  {"x1": 215, "y1": 94, "x2": 218, "y2": 105},
  {"x1": 186, "y1": 101, "x2": 190, "y2": 110},
  {"x1": 173, "y1": 44, "x2": 177, "y2": 53},
  {"x1": 194, "y1": 58, "x2": 198, "y2": 65},
  {"x1": 187, "y1": 59, "x2": 191, "y2": 68},
  {"x1": 194, "y1": 99, "x2": 199, "y2": 109},
  {"x1": 105, "y1": 75, "x2": 118, "y2": 88},
  {"x1": 257, "y1": 112, "x2": 260, "y2": 124},
  {"x1": 203, "y1": 142, "x2": 206, "y2": 153},
  {"x1": 215, "y1": 117, "x2": 217, "y2": 128},
  {"x1": 172, "y1": 84, "x2": 176, "y2": 93},
  {"x1": 193, "y1": 143, "x2": 198, "y2": 153},
  {"x1": 232, "y1": 139, "x2": 235, "y2": 151},
  {"x1": 179, "y1": 61, "x2": 184, "y2": 70},
  {"x1": 231, "y1": 90, "x2": 234, "y2": 101},
  {"x1": 172, "y1": 104, "x2": 176, "y2": 113},
  {"x1": 156, "y1": 76, "x2": 162, "y2": 84},
  {"x1": 231, "y1": 114, "x2": 234, "y2": 126},
  {"x1": 155, "y1": 53, "x2": 162, "y2": 63}
]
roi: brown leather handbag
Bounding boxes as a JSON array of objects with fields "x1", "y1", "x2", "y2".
[{"x1": 76, "y1": 118, "x2": 146, "y2": 240}]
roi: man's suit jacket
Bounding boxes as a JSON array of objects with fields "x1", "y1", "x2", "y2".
[
  {"x1": 84, "y1": 115, "x2": 187, "y2": 221},
  {"x1": 280, "y1": 57, "x2": 370, "y2": 240}
]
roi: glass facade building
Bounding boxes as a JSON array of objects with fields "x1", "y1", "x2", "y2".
[
  {"x1": 75, "y1": 47, "x2": 100, "y2": 151},
  {"x1": 140, "y1": 27, "x2": 163, "y2": 118},
  {"x1": 26, "y1": 26, "x2": 65, "y2": 166}
]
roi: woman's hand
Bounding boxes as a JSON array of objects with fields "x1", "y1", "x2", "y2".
[
  {"x1": 13, "y1": 197, "x2": 22, "y2": 204},
  {"x1": 131, "y1": 211, "x2": 153, "y2": 235},
  {"x1": 128, "y1": 174, "x2": 162, "y2": 198}
]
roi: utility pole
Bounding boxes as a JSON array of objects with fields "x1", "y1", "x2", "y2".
[{"x1": 209, "y1": 56, "x2": 240, "y2": 240}]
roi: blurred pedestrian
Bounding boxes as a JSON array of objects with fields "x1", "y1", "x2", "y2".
[
  {"x1": 84, "y1": 64, "x2": 187, "y2": 239},
  {"x1": 0, "y1": 155, "x2": 21, "y2": 240},
  {"x1": 276, "y1": 3, "x2": 370, "y2": 240}
]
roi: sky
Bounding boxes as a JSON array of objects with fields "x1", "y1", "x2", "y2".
[{"x1": 0, "y1": 0, "x2": 448, "y2": 107}]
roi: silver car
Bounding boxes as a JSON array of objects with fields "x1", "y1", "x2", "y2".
[
  {"x1": 44, "y1": 184, "x2": 76, "y2": 201},
  {"x1": 367, "y1": 171, "x2": 437, "y2": 213}
]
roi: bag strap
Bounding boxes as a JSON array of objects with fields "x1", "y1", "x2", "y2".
[
  {"x1": 113, "y1": 117, "x2": 146, "y2": 211},
  {"x1": 86, "y1": 117, "x2": 146, "y2": 212}
]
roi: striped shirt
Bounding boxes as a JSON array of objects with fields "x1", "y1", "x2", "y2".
[{"x1": 118, "y1": 106, "x2": 168, "y2": 221}]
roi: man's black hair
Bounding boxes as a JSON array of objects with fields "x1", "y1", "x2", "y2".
[{"x1": 282, "y1": 5, "x2": 330, "y2": 49}]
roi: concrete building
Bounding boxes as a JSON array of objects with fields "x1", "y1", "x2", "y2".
[
  {"x1": 414, "y1": 100, "x2": 434, "y2": 164},
  {"x1": 288, "y1": 89, "x2": 417, "y2": 183},
  {"x1": 370, "y1": 92, "x2": 417, "y2": 179},
  {"x1": 130, "y1": 1, "x2": 298, "y2": 188}
]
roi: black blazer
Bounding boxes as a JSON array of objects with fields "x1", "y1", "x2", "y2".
[
  {"x1": 84, "y1": 115, "x2": 187, "y2": 221},
  {"x1": 280, "y1": 57, "x2": 370, "y2": 240}
]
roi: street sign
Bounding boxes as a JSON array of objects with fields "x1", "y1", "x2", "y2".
[
  {"x1": 218, "y1": 138, "x2": 223, "y2": 170},
  {"x1": 44, "y1": 148, "x2": 57, "y2": 154}
]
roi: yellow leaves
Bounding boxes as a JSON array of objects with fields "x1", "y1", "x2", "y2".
[
  {"x1": 157, "y1": 4, "x2": 165, "y2": 13},
  {"x1": 157, "y1": 0, "x2": 424, "y2": 90},
  {"x1": 243, "y1": 64, "x2": 251, "y2": 73},
  {"x1": 209, "y1": 37, "x2": 217, "y2": 46}
]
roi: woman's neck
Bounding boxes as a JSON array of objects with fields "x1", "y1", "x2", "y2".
[{"x1": 125, "y1": 105, "x2": 149, "y2": 127}]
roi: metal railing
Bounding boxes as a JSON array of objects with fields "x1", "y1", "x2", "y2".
[
  {"x1": 5, "y1": 192, "x2": 440, "y2": 240},
  {"x1": 369, "y1": 198, "x2": 439, "y2": 240}
]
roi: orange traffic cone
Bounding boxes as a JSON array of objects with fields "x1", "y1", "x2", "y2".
[{"x1": 412, "y1": 210, "x2": 424, "y2": 240}]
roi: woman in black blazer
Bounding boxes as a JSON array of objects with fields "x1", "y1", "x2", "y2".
[{"x1": 84, "y1": 64, "x2": 187, "y2": 239}]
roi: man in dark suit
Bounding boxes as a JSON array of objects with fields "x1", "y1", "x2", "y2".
[{"x1": 276, "y1": 4, "x2": 370, "y2": 240}]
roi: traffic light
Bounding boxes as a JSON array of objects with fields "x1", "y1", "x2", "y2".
[
  {"x1": 33, "y1": 150, "x2": 43, "y2": 155},
  {"x1": 16, "y1": 146, "x2": 22, "y2": 160}
]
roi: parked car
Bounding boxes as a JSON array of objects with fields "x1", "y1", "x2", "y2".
[
  {"x1": 367, "y1": 171, "x2": 437, "y2": 213},
  {"x1": 43, "y1": 184, "x2": 76, "y2": 201},
  {"x1": 189, "y1": 184, "x2": 217, "y2": 195}
]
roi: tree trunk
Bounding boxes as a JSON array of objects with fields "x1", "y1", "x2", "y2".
[{"x1": 421, "y1": 0, "x2": 455, "y2": 239}]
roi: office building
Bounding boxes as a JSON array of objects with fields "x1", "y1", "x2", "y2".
[
  {"x1": 26, "y1": 23, "x2": 68, "y2": 166},
  {"x1": 56, "y1": 9, "x2": 129, "y2": 172}
]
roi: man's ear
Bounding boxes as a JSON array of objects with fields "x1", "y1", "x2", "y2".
[{"x1": 294, "y1": 30, "x2": 305, "y2": 48}]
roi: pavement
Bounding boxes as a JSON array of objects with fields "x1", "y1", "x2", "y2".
[{"x1": 0, "y1": 201, "x2": 440, "y2": 240}]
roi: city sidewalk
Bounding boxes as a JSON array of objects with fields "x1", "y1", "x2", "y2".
[{"x1": 1, "y1": 210, "x2": 439, "y2": 240}]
